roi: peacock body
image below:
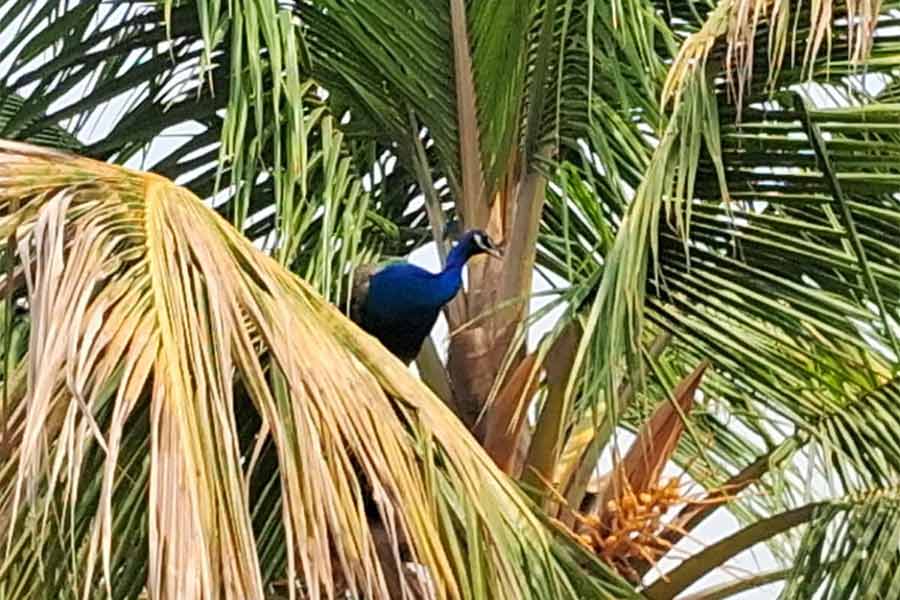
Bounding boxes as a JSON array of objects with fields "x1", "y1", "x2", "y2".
[{"x1": 350, "y1": 229, "x2": 501, "y2": 363}]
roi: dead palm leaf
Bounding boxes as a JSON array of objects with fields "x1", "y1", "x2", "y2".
[{"x1": 0, "y1": 140, "x2": 634, "y2": 600}]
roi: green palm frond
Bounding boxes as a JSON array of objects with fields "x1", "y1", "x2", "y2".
[
  {"x1": 0, "y1": 91, "x2": 81, "y2": 151},
  {"x1": 652, "y1": 484, "x2": 900, "y2": 598},
  {"x1": 0, "y1": 140, "x2": 634, "y2": 599},
  {"x1": 532, "y1": 0, "x2": 900, "y2": 495},
  {"x1": 783, "y1": 487, "x2": 900, "y2": 599},
  {"x1": 807, "y1": 377, "x2": 900, "y2": 491}
]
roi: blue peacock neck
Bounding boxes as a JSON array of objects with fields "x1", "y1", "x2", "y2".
[
  {"x1": 432, "y1": 237, "x2": 474, "y2": 305},
  {"x1": 445, "y1": 236, "x2": 474, "y2": 270}
]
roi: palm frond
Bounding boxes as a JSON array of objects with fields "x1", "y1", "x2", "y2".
[
  {"x1": 781, "y1": 487, "x2": 900, "y2": 599},
  {"x1": 0, "y1": 140, "x2": 635, "y2": 599},
  {"x1": 533, "y1": 0, "x2": 900, "y2": 500}
]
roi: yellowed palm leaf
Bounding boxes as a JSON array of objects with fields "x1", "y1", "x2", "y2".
[{"x1": 0, "y1": 140, "x2": 634, "y2": 600}]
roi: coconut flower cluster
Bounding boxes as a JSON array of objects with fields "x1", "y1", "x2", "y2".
[{"x1": 570, "y1": 475, "x2": 735, "y2": 582}]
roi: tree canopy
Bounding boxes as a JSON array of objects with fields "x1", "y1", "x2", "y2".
[{"x1": 1, "y1": 0, "x2": 900, "y2": 598}]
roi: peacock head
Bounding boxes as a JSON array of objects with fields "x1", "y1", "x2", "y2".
[{"x1": 455, "y1": 229, "x2": 503, "y2": 261}]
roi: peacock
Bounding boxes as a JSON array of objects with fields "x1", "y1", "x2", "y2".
[{"x1": 350, "y1": 229, "x2": 503, "y2": 364}]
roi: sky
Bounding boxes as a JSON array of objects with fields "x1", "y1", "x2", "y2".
[{"x1": 0, "y1": 4, "x2": 791, "y2": 597}]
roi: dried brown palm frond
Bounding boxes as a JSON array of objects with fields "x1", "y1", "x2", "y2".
[{"x1": 663, "y1": 0, "x2": 880, "y2": 116}]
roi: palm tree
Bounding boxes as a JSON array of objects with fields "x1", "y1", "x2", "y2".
[{"x1": 1, "y1": 0, "x2": 900, "y2": 598}]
